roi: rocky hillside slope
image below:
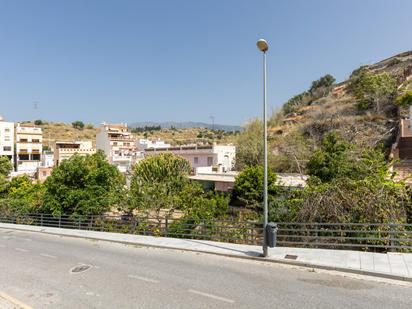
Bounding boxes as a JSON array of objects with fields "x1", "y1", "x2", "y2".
[{"x1": 268, "y1": 51, "x2": 412, "y2": 172}]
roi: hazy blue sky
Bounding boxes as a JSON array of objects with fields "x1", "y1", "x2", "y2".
[{"x1": 0, "y1": 0, "x2": 411, "y2": 125}]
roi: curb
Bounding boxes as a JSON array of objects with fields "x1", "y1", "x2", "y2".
[{"x1": 1, "y1": 223, "x2": 411, "y2": 283}]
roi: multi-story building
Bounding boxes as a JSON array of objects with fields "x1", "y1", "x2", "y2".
[
  {"x1": 96, "y1": 123, "x2": 140, "y2": 173},
  {"x1": 144, "y1": 143, "x2": 236, "y2": 172},
  {"x1": 0, "y1": 116, "x2": 14, "y2": 166},
  {"x1": 54, "y1": 141, "x2": 96, "y2": 166},
  {"x1": 15, "y1": 123, "x2": 42, "y2": 173}
]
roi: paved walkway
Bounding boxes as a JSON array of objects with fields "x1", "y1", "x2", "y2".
[{"x1": 1, "y1": 222, "x2": 411, "y2": 282}]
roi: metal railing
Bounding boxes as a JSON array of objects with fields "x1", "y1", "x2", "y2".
[
  {"x1": 0, "y1": 213, "x2": 263, "y2": 245},
  {"x1": 276, "y1": 222, "x2": 412, "y2": 251},
  {"x1": 0, "y1": 213, "x2": 411, "y2": 252}
]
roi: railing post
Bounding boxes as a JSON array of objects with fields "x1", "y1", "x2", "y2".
[
  {"x1": 164, "y1": 217, "x2": 168, "y2": 237},
  {"x1": 389, "y1": 222, "x2": 396, "y2": 252},
  {"x1": 58, "y1": 215, "x2": 61, "y2": 228},
  {"x1": 40, "y1": 214, "x2": 43, "y2": 227}
]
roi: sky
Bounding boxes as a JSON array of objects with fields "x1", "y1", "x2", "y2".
[{"x1": 0, "y1": 0, "x2": 411, "y2": 126}]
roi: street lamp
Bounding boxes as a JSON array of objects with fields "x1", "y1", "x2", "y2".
[{"x1": 256, "y1": 39, "x2": 269, "y2": 257}]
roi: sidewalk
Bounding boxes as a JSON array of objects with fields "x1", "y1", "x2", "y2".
[{"x1": 1, "y1": 222, "x2": 411, "y2": 282}]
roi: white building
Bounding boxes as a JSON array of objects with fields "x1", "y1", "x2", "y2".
[
  {"x1": 0, "y1": 116, "x2": 14, "y2": 167},
  {"x1": 15, "y1": 123, "x2": 43, "y2": 173},
  {"x1": 41, "y1": 150, "x2": 55, "y2": 168},
  {"x1": 144, "y1": 143, "x2": 236, "y2": 172},
  {"x1": 96, "y1": 123, "x2": 140, "y2": 173},
  {"x1": 138, "y1": 138, "x2": 171, "y2": 150}
]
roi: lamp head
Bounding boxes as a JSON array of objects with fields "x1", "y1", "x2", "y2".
[{"x1": 256, "y1": 39, "x2": 269, "y2": 52}]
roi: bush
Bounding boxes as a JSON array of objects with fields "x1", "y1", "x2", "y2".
[
  {"x1": 396, "y1": 91, "x2": 412, "y2": 108},
  {"x1": 34, "y1": 120, "x2": 43, "y2": 125},
  {"x1": 233, "y1": 165, "x2": 278, "y2": 211},
  {"x1": 72, "y1": 121, "x2": 85, "y2": 130}
]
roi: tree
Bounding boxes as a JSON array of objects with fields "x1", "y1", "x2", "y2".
[
  {"x1": 43, "y1": 151, "x2": 124, "y2": 216},
  {"x1": 349, "y1": 70, "x2": 396, "y2": 112},
  {"x1": 235, "y1": 119, "x2": 263, "y2": 170},
  {"x1": 72, "y1": 121, "x2": 85, "y2": 130},
  {"x1": 396, "y1": 91, "x2": 412, "y2": 108},
  {"x1": 233, "y1": 165, "x2": 278, "y2": 211},
  {"x1": 309, "y1": 74, "x2": 336, "y2": 98},
  {"x1": 0, "y1": 156, "x2": 12, "y2": 177},
  {"x1": 306, "y1": 132, "x2": 352, "y2": 182},
  {"x1": 0, "y1": 176, "x2": 45, "y2": 215},
  {"x1": 129, "y1": 153, "x2": 192, "y2": 217},
  {"x1": 34, "y1": 119, "x2": 43, "y2": 125}
]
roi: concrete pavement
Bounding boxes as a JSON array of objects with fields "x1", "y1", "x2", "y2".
[
  {"x1": 1, "y1": 222, "x2": 411, "y2": 282},
  {"x1": 0, "y1": 227, "x2": 411, "y2": 308}
]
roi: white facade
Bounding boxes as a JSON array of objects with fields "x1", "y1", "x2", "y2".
[
  {"x1": 144, "y1": 143, "x2": 236, "y2": 172},
  {"x1": 96, "y1": 123, "x2": 140, "y2": 173},
  {"x1": 41, "y1": 150, "x2": 55, "y2": 168},
  {"x1": 15, "y1": 123, "x2": 43, "y2": 173},
  {"x1": 54, "y1": 141, "x2": 96, "y2": 166},
  {"x1": 0, "y1": 116, "x2": 14, "y2": 166},
  {"x1": 138, "y1": 138, "x2": 171, "y2": 150}
]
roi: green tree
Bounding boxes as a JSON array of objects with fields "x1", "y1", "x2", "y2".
[
  {"x1": 130, "y1": 153, "x2": 192, "y2": 217},
  {"x1": 0, "y1": 156, "x2": 12, "y2": 177},
  {"x1": 306, "y1": 132, "x2": 352, "y2": 182},
  {"x1": 349, "y1": 70, "x2": 396, "y2": 112},
  {"x1": 396, "y1": 91, "x2": 412, "y2": 108},
  {"x1": 71, "y1": 121, "x2": 85, "y2": 130},
  {"x1": 0, "y1": 176, "x2": 45, "y2": 215},
  {"x1": 34, "y1": 119, "x2": 43, "y2": 125},
  {"x1": 235, "y1": 119, "x2": 263, "y2": 170},
  {"x1": 43, "y1": 151, "x2": 124, "y2": 216},
  {"x1": 233, "y1": 165, "x2": 278, "y2": 211}
]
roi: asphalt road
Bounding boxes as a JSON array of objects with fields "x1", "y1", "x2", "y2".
[{"x1": 0, "y1": 228, "x2": 411, "y2": 309}]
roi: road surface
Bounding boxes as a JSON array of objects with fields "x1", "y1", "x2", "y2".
[{"x1": 0, "y1": 228, "x2": 411, "y2": 308}]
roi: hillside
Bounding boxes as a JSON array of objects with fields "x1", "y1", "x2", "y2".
[
  {"x1": 20, "y1": 121, "x2": 238, "y2": 149},
  {"x1": 20, "y1": 121, "x2": 98, "y2": 148},
  {"x1": 264, "y1": 51, "x2": 412, "y2": 172}
]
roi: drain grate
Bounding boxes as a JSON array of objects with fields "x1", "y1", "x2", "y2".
[
  {"x1": 70, "y1": 264, "x2": 92, "y2": 274},
  {"x1": 284, "y1": 254, "x2": 298, "y2": 260}
]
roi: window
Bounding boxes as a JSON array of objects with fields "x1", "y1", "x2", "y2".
[
  {"x1": 5, "y1": 128, "x2": 10, "y2": 132},
  {"x1": 42, "y1": 171, "x2": 47, "y2": 177},
  {"x1": 3, "y1": 146, "x2": 11, "y2": 151},
  {"x1": 207, "y1": 157, "x2": 213, "y2": 166},
  {"x1": 4, "y1": 136, "x2": 10, "y2": 141},
  {"x1": 113, "y1": 142, "x2": 118, "y2": 146},
  {"x1": 194, "y1": 157, "x2": 198, "y2": 164},
  {"x1": 32, "y1": 139, "x2": 40, "y2": 143},
  {"x1": 20, "y1": 138, "x2": 28, "y2": 142}
]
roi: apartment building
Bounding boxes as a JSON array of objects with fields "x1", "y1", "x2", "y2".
[
  {"x1": 0, "y1": 116, "x2": 14, "y2": 166},
  {"x1": 96, "y1": 123, "x2": 140, "y2": 173},
  {"x1": 144, "y1": 143, "x2": 236, "y2": 172},
  {"x1": 54, "y1": 141, "x2": 96, "y2": 166},
  {"x1": 15, "y1": 123, "x2": 42, "y2": 173}
]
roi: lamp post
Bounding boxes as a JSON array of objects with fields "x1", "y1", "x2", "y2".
[{"x1": 256, "y1": 39, "x2": 269, "y2": 257}]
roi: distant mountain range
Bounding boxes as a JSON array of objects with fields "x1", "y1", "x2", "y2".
[{"x1": 129, "y1": 121, "x2": 242, "y2": 132}]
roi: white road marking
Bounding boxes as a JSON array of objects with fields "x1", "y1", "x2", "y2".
[
  {"x1": 128, "y1": 274, "x2": 159, "y2": 283},
  {"x1": 188, "y1": 289, "x2": 235, "y2": 304},
  {"x1": 15, "y1": 248, "x2": 29, "y2": 252},
  {"x1": 40, "y1": 253, "x2": 57, "y2": 259},
  {"x1": 0, "y1": 291, "x2": 33, "y2": 309}
]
